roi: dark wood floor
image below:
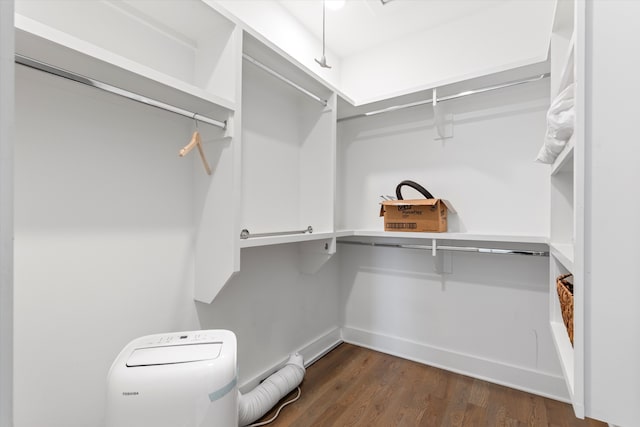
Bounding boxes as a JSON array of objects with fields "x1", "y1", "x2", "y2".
[{"x1": 255, "y1": 343, "x2": 605, "y2": 427}]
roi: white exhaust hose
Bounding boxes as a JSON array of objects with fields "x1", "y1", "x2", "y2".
[{"x1": 238, "y1": 353, "x2": 305, "y2": 426}]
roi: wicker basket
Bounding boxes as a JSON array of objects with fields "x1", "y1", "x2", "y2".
[{"x1": 556, "y1": 273, "x2": 574, "y2": 346}]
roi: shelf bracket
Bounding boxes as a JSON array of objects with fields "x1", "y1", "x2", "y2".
[
  {"x1": 433, "y1": 87, "x2": 454, "y2": 141},
  {"x1": 434, "y1": 251, "x2": 453, "y2": 274},
  {"x1": 299, "y1": 237, "x2": 336, "y2": 274}
]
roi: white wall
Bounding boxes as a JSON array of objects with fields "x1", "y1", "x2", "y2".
[
  {"x1": 585, "y1": 2, "x2": 640, "y2": 426},
  {"x1": 14, "y1": 65, "x2": 201, "y2": 427},
  {"x1": 240, "y1": 62, "x2": 335, "y2": 235},
  {"x1": 339, "y1": 244, "x2": 566, "y2": 399},
  {"x1": 0, "y1": 1, "x2": 15, "y2": 426},
  {"x1": 15, "y1": 0, "x2": 196, "y2": 84},
  {"x1": 337, "y1": 78, "x2": 551, "y2": 236},
  {"x1": 196, "y1": 246, "x2": 340, "y2": 389},
  {"x1": 340, "y1": 0, "x2": 555, "y2": 104},
  {"x1": 336, "y1": 76, "x2": 565, "y2": 398},
  {"x1": 213, "y1": 0, "x2": 342, "y2": 90},
  {"x1": 212, "y1": 0, "x2": 553, "y2": 106},
  {"x1": 14, "y1": 65, "x2": 340, "y2": 427},
  {"x1": 8, "y1": 1, "x2": 599, "y2": 425}
]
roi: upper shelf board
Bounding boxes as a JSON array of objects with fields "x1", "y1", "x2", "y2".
[
  {"x1": 337, "y1": 60, "x2": 550, "y2": 120},
  {"x1": 15, "y1": 15, "x2": 235, "y2": 121},
  {"x1": 238, "y1": 229, "x2": 549, "y2": 249},
  {"x1": 242, "y1": 32, "x2": 334, "y2": 106},
  {"x1": 239, "y1": 231, "x2": 336, "y2": 248},
  {"x1": 341, "y1": 230, "x2": 549, "y2": 245},
  {"x1": 551, "y1": 135, "x2": 575, "y2": 175}
]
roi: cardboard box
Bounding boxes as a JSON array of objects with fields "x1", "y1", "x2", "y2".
[{"x1": 379, "y1": 198, "x2": 453, "y2": 232}]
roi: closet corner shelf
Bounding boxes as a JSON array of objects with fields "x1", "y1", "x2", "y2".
[
  {"x1": 550, "y1": 242, "x2": 574, "y2": 271},
  {"x1": 239, "y1": 231, "x2": 336, "y2": 248},
  {"x1": 550, "y1": 136, "x2": 575, "y2": 175},
  {"x1": 549, "y1": 319, "x2": 576, "y2": 399},
  {"x1": 238, "y1": 230, "x2": 549, "y2": 249},
  {"x1": 342, "y1": 230, "x2": 549, "y2": 245},
  {"x1": 15, "y1": 15, "x2": 235, "y2": 120}
]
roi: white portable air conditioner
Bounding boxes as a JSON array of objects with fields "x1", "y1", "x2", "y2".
[{"x1": 105, "y1": 330, "x2": 238, "y2": 427}]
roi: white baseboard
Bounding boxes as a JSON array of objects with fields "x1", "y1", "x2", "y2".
[
  {"x1": 238, "y1": 327, "x2": 342, "y2": 393},
  {"x1": 342, "y1": 326, "x2": 570, "y2": 403},
  {"x1": 299, "y1": 327, "x2": 343, "y2": 367},
  {"x1": 238, "y1": 326, "x2": 569, "y2": 403}
]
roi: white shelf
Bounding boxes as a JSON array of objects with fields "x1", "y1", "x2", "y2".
[
  {"x1": 548, "y1": 2, "x2": 584, "y2": 418},
  {"x1": 240, "y1": 32, "x2": 336, "y2": 250},
  {"x1": 337, "y1": 60, "x2": 550, "y2": 120},
  {"x1": 239, "y1": 231, "x2": 336, "y2": 249},
  {"x1": 550, "y1": 320, "x2": 576, "y2": 399},
  {"x1": 555, "y1": 32, "x2": 575, "y2": 98},
  {"x1": 550, "y1": 242, "x2": 574, "y2": 271},
  {"x1": 243, "y1": 32, "x2": 333, "y2": 108},
  {"x1": 239, "y1": 229, "x2": 550, "y2": 249},
  {"x1": 551, "y1": 136, "x2": 575, "y2": 175},
  {"x1": 15, "y1": 15, "x2": 235, "y2": 120},
  {"x1": 340, "y1": 229, "x2": 549, "y2": 245}
]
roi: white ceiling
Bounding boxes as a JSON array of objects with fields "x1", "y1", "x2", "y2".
[{"x1": 278, "y1": 0, "x2": 510, "y2": 58}]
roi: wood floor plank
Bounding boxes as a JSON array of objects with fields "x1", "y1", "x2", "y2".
[
  {"x1": 489, "y1": 404, "x2": 509, "y2": 427},
  {"x1": 462, "y1": 402, "x2": 489, "y2": 426},
  {"x1": 330, "y1": 353, "x2": 399, "y2": 426},
  {"x1": 468, "y1": 379, "x2": 491, "y2": 408},
  {"x1": 267, "y1": 346, "x2": 378, "y2": 425},
  {"x1": 507, "y1": 389, "x2": 535, "y2": 424},
  {"x1": 529, "y1": 396, "x2": 550, "y2": 426},
  {"x1": 440, "y1": 374, "x2": 474, "y2": 426},
  {"x1": 419, "y1": 395, "x2": 449, "y2": 427},
  {"x1": 377, "y1": 360, "x2": 437, "y2": 426},
  {"x1": 359, "y1": 360, "x2": 407, "y2": 425},
  {"x1": 284, "y1": 346, "x2": 370, "y2": 414},
  {"x1": 252, "y1": 343, "x2": 607, "y2": 427}
]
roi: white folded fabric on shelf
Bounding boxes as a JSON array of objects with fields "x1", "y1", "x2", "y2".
[{"x1": 537, "y1": 83, "x2": 575, "y2": 164}]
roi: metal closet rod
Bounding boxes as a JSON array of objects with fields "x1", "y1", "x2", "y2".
[
  {"x1": 338, "y1": 72, "x2": 550, "y2": 122},
  {"x1": 338, "y1": 240, "x2": 549, "y2": 257},
  {"x1": 15, "y1": 54, "x2": 227, "y2": 129},
  {"x1": 240, "y1": 226, "x2": 313, "y2": 240},
  {"x1": 243, "y1": 53, "x2": 328, "y2": 107}
]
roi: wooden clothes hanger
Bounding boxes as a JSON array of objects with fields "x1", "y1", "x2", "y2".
[{"x1": 179, "y1": 121, "x2": 212, "y2": 175}]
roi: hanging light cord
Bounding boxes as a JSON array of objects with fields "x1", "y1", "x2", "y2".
[
  {"x1": 322, "y1": 1, "x2": 326, "y2": 58},
  {"x1": 315, "y1": 1, "x2": 331, "y2": 68}
]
